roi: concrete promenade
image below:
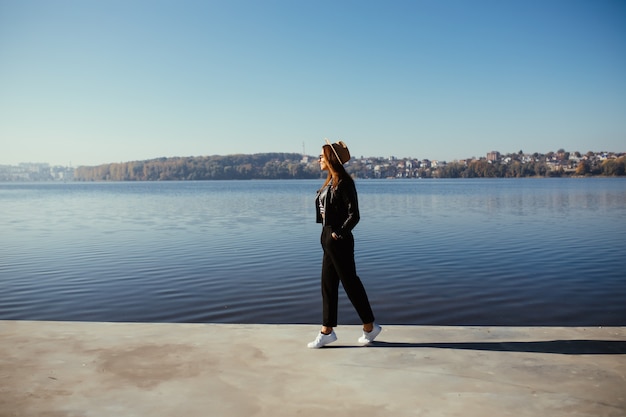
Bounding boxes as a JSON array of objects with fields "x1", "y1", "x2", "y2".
[{"x1": 1, "y1": 321, "x2": 625, "y2": 417}]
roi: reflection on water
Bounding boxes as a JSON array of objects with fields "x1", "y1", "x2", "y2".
[{"x1": 1, "y1": 178, "x2": 625, "y2": 325}]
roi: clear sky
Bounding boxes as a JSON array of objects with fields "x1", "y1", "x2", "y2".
[{"x1": 1, "y1": 0, "x2": 625, "y2": 166}]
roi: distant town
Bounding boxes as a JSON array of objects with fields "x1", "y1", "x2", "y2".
[
  {"x1": 1, "y1": 149, "x2": 624, "y2": 181},
  {"x1": 0, "y1": 163, "x2": 76, "y2": 182}
]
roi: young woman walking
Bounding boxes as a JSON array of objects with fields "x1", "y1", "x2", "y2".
[{"x1": 308, "y1": 139, "x2": 382, "y2": 348}]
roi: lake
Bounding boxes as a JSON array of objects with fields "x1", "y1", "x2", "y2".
[{"x1": 1, "y1": 178, "x2": 625, "y2": 326}]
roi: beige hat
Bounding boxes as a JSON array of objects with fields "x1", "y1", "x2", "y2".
[{"x1": 325, "y1": 138, "x2": 351, "y2": 164}]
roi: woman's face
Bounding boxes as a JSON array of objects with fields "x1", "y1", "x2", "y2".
[{"x1": 319, "y1": 151, "x2": 328, "y2": 171}]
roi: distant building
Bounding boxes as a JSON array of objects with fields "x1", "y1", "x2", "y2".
[{"x1": 487, "y1": 151, "x2": 500, "y2": 162}]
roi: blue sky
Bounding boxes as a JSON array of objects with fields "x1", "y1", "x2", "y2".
[{"x1": 1, "y1": 0, "x2": 625, "y2": 166}]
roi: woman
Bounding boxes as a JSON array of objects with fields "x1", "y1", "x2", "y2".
[{"x1": 308, "y1": 139, "x2": 382, "y2": 348}]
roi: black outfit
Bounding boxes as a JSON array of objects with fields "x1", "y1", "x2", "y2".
[{"x1": 315, "y1": 177, "x2": 375, "y2": 327}]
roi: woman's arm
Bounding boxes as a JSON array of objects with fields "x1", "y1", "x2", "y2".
[{"x1": 336, "y1": 180, "x2": 360, "y2": 237}]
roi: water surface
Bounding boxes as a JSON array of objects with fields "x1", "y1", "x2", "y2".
[{"x1": 1, "y1": 178, "x2": 624, "y2": 326}]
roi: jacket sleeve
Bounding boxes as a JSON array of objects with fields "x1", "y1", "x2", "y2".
[{"x1": 338, "y1": 180, "x2": 360, "y2": 236}]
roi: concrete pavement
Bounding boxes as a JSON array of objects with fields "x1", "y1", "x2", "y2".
[{"x1": 1, "y1": 321, "x2": 625, "y2": 417}]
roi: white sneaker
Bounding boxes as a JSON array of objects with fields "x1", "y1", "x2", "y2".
[
  {"x1": 307, "y1": 331, "x2": 337, "y2": 348},
  {"x1": 358, "y1": 324, "x2": 382, "y2": 345}
]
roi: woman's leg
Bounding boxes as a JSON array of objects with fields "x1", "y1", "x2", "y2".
[
  {"x1": 326, "y1": 233, "x2": 375, "y2": 325},
  {"x1": 321, "y1": 229, "x2": 340, "y2": 328}
]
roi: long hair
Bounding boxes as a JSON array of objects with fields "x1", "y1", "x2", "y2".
[{"x1": 320, "y1": 144, "x2": 352, "y2": 191}]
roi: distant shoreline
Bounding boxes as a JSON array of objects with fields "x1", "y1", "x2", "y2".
[{"x1": 2, "y1": 150, "x2": 624, "y2": 181}]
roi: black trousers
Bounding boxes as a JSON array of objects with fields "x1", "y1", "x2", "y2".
[{"x1": 320, "y1": 226, "x2": 375, "y2": 327}]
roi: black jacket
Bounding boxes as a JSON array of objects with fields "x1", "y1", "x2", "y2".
[{"x1": 315, "y1": 178, "x2": 360, "y2": 238}]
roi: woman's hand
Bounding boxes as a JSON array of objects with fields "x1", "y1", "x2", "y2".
[{"x1": 331, "y1": 232, "x2": 341, "y2": 240}]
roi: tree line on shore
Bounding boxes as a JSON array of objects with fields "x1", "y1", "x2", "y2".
[
  {"x1": 73, "y1": 151, "x2": 626, "y2": 181},
  {"x1": 74, "y1": 153, "x2": 320, "y2": 181}
]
